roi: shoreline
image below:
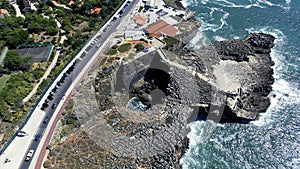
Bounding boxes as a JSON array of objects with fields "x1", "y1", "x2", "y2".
[{"x1": 43, "y1": 0, "x2": 276, "y2": 168}]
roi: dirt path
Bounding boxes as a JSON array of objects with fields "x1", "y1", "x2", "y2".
[{"x1": 23, "y1": 19, "x2": 67, "y2": 103}]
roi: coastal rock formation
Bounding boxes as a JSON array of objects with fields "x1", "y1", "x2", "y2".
[
  {"x1": 184, "y1": 33, "x2": 275, "y2": 120},
  {"x1": 45, "y1": 33, "x2": 275, "y2": 168},
  {"x1": 91, "y1": 33, "x2": 275, "y2": 167}
]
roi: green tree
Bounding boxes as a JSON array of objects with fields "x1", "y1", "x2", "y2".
[
  {"x1": 135, "y1": 43, "x2": 144, "y2": 52},
  {"x1": 118, "y1": 43, "x2": 131, "y2": 53},
  {"x1": 3, "y1": 50, "x2": 32, "y2": 72}
]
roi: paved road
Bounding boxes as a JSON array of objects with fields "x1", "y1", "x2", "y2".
[{"x1": 0, "y1": 1, "x2": 137, "y2": 169}]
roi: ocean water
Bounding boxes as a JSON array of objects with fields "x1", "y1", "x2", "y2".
[{"x1": 180, "y1": 0, "x2": 300, "y2": 168}]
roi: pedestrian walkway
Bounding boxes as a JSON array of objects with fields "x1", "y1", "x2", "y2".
[
  {"x1": 23, "y1": 19, "x2": 67, "y2": 103},
  {"x1": 157, "y1": 48, "x2": 218, "y2": 88}
]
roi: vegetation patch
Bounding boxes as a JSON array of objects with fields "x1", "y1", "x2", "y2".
[
  {"x1": 134, "y1": 43, "x2": 144, "y2": 52},
  {"x1": 118, "y1": 43, "x2": 131, "y2": 53},
  {"x1": 105, "y1": 49, "x2": 118, "y2": 55},
  {"x1": 164, "y1": 37, "x2": 180, "y2": 50},
  {"x1": 138, "y1": 6, "x2": 144, "y2": 13},
  {"x1": 0, "y1": 75, "x2": 10, "y2": 93}
]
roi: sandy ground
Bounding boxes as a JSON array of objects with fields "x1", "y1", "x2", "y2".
[{"x1": 213, "y1": 60, "x2": 244, "y2": 93}]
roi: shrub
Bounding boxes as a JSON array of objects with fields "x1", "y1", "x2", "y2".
[
  {"x1": 118, "y1": 43, "x2": 131, "y2": 53},
  {"x1": 105, "y1": 49, "x2": 117, "y2": 55},
  {"x1": 135, "y1": 43, "x2": 144, "y2": 52}
]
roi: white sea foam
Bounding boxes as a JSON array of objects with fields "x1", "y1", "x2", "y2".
[
  {"x1": 257, "y1": 0, "x2": 287, "y2": 9},
  {"x1": 186, "y1": 121, "x2": 218, "y2": 146},
  {"x1": 200, "y1": 7, "x2": 229, "y2": 32},
  {"x1": 180, "y1": 120, "x2": 219, "y2": 168},
  {"x1": 190, "y1": 28, "x2": 214, "y2": 48},
  {"x1": 213, "y1": 0, "x2": 265, "y2": 9},
  {"x1": 214, "y1": 35, "x2": 226, "y2": 41}
]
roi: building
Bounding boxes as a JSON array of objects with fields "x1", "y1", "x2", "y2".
[
  {"x1": 0, "y1": 9, "x2": 9, "y2": 18},
  {"x1": 125, "y1": 30, "x2": 145, "y2": 41},
  {"x1": 144, "y1": 20, "x2": 178, "y2": 38},
  {"x1": 91, "y1": 7, "x2": 101, "y2": 14},
  {"x1": 145, "y1": 0, "x2": 156, "y2": 8},
  {"x1": 134, "y1": 14, "x2": 147, "y2": 26}
]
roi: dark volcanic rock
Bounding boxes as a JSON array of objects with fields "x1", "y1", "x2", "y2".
[
  {"x1": 246, "y1": 33, "x2": 275, "y2": 54},
  {"x1": 213, "y1": 39, "x2": 252, "y2": 62}
]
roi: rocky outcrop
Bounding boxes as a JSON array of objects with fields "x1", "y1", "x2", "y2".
[
  {"x1": 187, "y1": 33, "x2": 275, "y2": 120},
  {"x1": 47, "y1": 33, "x2": 275, "y2": 169}
]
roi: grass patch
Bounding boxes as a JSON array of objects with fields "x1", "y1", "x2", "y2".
[
  {"x1": 0, "y1": 75, "x2": 10, "y2": 92},
  {"x1": 164, "y1": 37, "x2": 180, "y2": 50},
  {"x1": 118, "y1": 43, "x2": 131, "y2": 53},
  {"x1": 105, "y1": 49, "x2": 118, "y2": 55}
]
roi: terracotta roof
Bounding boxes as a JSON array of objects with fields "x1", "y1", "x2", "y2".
[
  {"x1": 0, "y1": 9, "x2": 8, "y2": 15},
  {"x1": 144, "y1": 20, "x2": 178, "y2": 37},
  {"x1": 134, "y1": 14, "x2": 147, "y2": 26},
  {"x1": 69, "y1": 0, "x2": 74, "y2": 5},
  {"x1": 91, "y1": 7, "x2": 101, "y2": 14}
]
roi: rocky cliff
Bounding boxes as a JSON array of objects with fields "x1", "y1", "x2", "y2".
[{"x1": 45, "y1": 33, "x2": 275, "y2": 169}]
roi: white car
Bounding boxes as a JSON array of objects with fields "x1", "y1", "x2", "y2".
[{"x1": 25, "y1": 150, "x2": 34, "y2": 161}]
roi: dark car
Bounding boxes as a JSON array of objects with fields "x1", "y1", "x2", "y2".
[
  {"x1": 47, "y1": 95, "x2": 53, "y2": 101},
  {"x1": 52, "y1": 103, "x2": 57, "y2": 109},
  {"x1": 42, "y1": 103, "x2": 49, "y2": 107},
  {"x1": 45, "y1": 98, "x2": 49, "y2": 103},
  {"x1": 34, "y1": 134, "x2": 41, "y2": 141},
  {"x1": 60, "y1": 78, "x2": 65, "y2": 83},
  {"x1": 67, "y1": 67, "x2": 74, "y2": 73},
  {"x1": 49, "y1": 91, "x2": 55, "y2": 96},
  {"x1": 52, "y1": 88, "x2": 57, "y2": 93},
  {"x1": 41, "y1": 106, "x2": 46, "y2": 111},
  {"x1": 57, "y1": 81, "x2": 61, "y2": 86},
  {"x1": 43, "y1": 116, "x2": 49, "y2": 123},
  {"x1": 73, "y1": 60, "x2": 78, "y2": 66}
]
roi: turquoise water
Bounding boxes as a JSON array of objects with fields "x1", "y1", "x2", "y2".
[{"x1": 180, "y1": 0, "x2": 300, "y2": 168}]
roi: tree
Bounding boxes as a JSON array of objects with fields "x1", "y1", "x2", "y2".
[
  {"x1": 3, "y1": 50, "x2": 32, "y2": 72},
  {"x1": 135, "y1": 43, "x2": 144, "y2": 52},
  {"x1": 118, "y1": 43, "x2": 131, "y2": 53}
]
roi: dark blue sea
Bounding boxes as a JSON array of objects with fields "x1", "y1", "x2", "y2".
[{"x1": 180, "y1": 0, "x2": 300, "y2": 168}]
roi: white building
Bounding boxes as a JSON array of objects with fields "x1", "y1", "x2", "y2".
[
  {"x1": 125, "y1": 30, "x2": 145, "y2": 41},
  {"x1": 146, "y1": 0, "x2": 155, "y2": 8}
]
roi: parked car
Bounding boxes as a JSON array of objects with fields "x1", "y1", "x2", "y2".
[
  {"x1": 25, "y1": 150, "x2": 34, "y2": 161},
  {"x1": 42, "y1": 103, "x2": 49, "y2": 107},
  {"x1": 34, "y1": 134, "x2": 41, "y2": 141},
  {"x1": 45, "y1": 98, "x2": 49, "y2": 103},
  {"x1": 43, "y1": 116, "x2": 49, "y2": 123},
  {"x1": 47, "y1": 95, "x2": 53, "y2": 101},
  {"x1": 54, "y1": 85, "x2": 59, "y2": 89},
  {"x1": 52, "y1": 103, "x2": 57, "y2": 109}
]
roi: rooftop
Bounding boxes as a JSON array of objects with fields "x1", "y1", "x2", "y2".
[
  {"x1": 134, "y1": 14, "x2": 147, "y2": 26},
  {"x1": 91, "y1": 7, "x2": 101, "y2": 14},
  {"x1": 144, "y1": 20, "x2": 178, "y2": 37},
  {"x1": 0, "y1": 9, "x2": 9, "y2": 15}
]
